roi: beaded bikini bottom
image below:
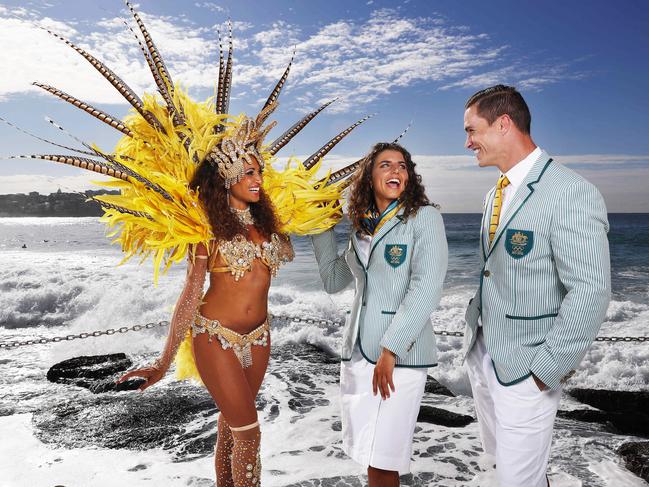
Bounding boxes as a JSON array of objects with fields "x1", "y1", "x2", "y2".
[{"x1": 192, "y1": 313, "x2": 269, "y2": 368}]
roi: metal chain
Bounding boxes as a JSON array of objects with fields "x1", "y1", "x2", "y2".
[
  {"x1": 0, "y1": 315, "x2": 646, "y2": 349},
  {"x1": 593, "y1": 335, "x2": 647, "y2": 342},
  {"x1": 0, "y1": 321, "x2": 169, "y2": 349}
]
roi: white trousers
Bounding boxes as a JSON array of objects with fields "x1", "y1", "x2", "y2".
[{"x1": 466, "y1": 329, "x2": 562, "y2": 487}]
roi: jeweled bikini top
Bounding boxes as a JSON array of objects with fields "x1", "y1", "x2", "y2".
[{"x1": 209, "y1": 233, "x2": 294, "y2": 281}]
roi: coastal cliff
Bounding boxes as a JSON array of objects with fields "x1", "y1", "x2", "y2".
[{"x1": 0, "y1": 190, "x2": 119, "y2": 217}]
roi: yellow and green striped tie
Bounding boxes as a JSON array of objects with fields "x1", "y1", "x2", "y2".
[{"x1": 489, "y1": 175, "x2": 510, "y2": 244}]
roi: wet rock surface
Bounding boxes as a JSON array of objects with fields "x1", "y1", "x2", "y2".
[
  {"x1": 618, "y1": 441, "x2": 649, "y2": 482},
  {"x1": 34, "y1": 343, "x2": 341, "y2": 459},
  {"x1": 568, "y1": 388, "x2": 649, "y2": 413},
  {"x1": 566, "y1": 388, "x2": 649, "y2": 437},
  {"x1": 38, "y1": 346, "x2": 648, "y2": 486},
  {"x1": 557, "y1": 408, "x2": 649, "y2": 436},
  {"x1": 46, "y1": 353, "x2": 144, "y2": 393},
  {"x1": 424, "y1": 375, "x2": 455, "y2": 397},
  {"x1": 417, "y1": 405, "x2": 474, "y2": 428},
  {"x1": 32, "y1": 383, "x2": 218, "y2": 459}
]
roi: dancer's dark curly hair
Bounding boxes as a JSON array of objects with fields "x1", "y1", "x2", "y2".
[
  {"x1": 189, "y1": 159, "x2": 280, "y2": 241},
  {"x1": 348, "y1": 142, "x2": 436, "y2": 233}
]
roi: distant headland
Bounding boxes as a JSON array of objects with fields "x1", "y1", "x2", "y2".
[{"x1": 0, "y1": 190, "x2": 120, "y2": 217}]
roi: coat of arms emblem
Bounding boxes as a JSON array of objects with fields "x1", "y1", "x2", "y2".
[
  {"x1": 505, "y1": 229, "x2": 534, "y2": 259},
  {"x1": 385, "y1": 244, "x2": 407, "y2": 268}
]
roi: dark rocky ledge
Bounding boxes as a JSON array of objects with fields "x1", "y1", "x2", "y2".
[
  {"x1": 618, "y1": 442, "x2": 649, "y2": 483},
  {"x1": 417, "y1": 405, "x2": 473, "y2": 428},
  {"x1": 47, "y1": 353, "x2": 144, "y2": 393},
  {"x1": 425, "y1": 376, "x2": 455, "y2": 397},
  {"x1": 0, "y1": 190, "x2": 119, "y2": 217},
  {"x1": 566, "y1": 388, "x2": 649, "y2": 437}
]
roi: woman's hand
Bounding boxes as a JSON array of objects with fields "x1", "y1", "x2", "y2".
[
  {"x1": 372, "y1": 348, "x2": 396, "y2": 400},
  {"x1": 116, "y1": 364, "x2": 165, "y2": 392}
]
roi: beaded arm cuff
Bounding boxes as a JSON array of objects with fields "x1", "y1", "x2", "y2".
[{"x1": 153, "y1": 254, "x2": 208, "y2": 373}]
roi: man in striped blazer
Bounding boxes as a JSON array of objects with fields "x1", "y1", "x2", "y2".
[{"x1": 462, "y1": 85, "x2": 611, "y2": 487}]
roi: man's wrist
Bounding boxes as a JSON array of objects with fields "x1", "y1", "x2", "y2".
[
  {"x1": 531, "y1": 372, "x2": 547, "y2": 391},
  {"x1": 382, "y1": 347, "x2": 396, "y2": 358}
]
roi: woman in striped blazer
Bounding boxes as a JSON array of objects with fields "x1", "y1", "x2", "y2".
[{"x1": 311, "y1": 142, "x2": 448, "y2": 486}]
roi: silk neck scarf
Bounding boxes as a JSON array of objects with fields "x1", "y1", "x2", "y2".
[{"x1": 360, "y1": 199, "x2": 402, "y2": 236}]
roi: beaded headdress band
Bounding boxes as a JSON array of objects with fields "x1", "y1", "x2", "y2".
[{"x1": 207, "y1": 105, "x2": 277, "y2": 188}]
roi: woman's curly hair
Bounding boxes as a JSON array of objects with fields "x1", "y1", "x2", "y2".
[
  {"x1": 348, "y1": 142, "x2": 436, "y2": 233},
  {"x1": 189, "y1": 160, "x2": 280, "y2": 241}
]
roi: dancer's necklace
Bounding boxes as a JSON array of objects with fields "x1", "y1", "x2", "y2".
[{"x1": 231, "y1": 206, "x2": 254, "y2": 225}]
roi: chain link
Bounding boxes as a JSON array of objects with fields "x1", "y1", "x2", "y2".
[
  {"x1": 0, "y1": 315, "x2": 646, "y2": 350},
  {"x1": 0, "y1": 321, "x2": 169, "y2": 349}
]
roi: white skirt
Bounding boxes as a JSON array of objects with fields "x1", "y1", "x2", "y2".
[{"x1": 340, "y1": 344, "x2": 427, "y2": 475}]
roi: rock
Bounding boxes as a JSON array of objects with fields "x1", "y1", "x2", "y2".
[
  {"x1": 618, "y1": 442, "x2": 649, "y2": 482},
  {"x1": 566, "y1": 389, "x2": 649, "y2": 437},
  {"x1": 417, "y1": 405, "x2": 473, "y2": 428},
  {"x1": 425, "y1": 376, "x2": 455, "y2": 397},
  {"x1": 34, "y1": 343, "x2": 340, "y2": 459},
  {"x1": 32, "y1": 383, "x2": 219, "y2": 458},
  {"x1": 557, "y1": 409, "x2": 649, "y2": 436},
  {"x1": 568, "y1": 388, "x2": 649, "y2": 414},
  {"x1": 47, "y1": 353, "x2": 140, "y2": 393},
  {"x1": 272, "y1": 342, "x2": 340, "y2": 367},
  {"x1": 556, "y1": 409, "x2": 610, "y2": 424}
]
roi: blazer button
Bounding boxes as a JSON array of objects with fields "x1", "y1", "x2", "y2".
[{"x1": 483, "y1": 270, "x2": 491, "y2": 277}]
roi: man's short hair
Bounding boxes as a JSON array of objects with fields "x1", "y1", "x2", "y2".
[{"x1": 465, "y1": 85, "x2": 531, "y2": 134}]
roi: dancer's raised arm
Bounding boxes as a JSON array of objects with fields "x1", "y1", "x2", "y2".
[{"x1": 117, "y1": 246, "x2": 207, "y2": 390}]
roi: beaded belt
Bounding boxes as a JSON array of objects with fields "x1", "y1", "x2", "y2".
[{"x1": 192, "y1": 314, "x2": 270, "y2": 368}]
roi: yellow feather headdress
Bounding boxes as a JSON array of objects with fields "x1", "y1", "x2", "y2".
[{"x1": 8, "y1": 1, "x2": 387, "y2": 282}]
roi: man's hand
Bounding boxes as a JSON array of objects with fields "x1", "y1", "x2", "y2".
[
  {"x1": 373, "y1": 348, "x2": 396, "y2": 400},
  {"x1": 532, "y1": 373, "x2": 548, "y2": 391}
]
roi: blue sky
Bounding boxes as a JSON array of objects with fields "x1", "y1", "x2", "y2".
[{"x1": 0, "y1": 0, "x2": 647, "y2": 211}]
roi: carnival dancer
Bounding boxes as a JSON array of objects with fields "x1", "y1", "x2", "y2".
[
  {"x1": 118, "y1": 152, "x2": 294, "y2": 486},
  {"x1": 462, "y1": 85, "x2": 611, "y2": 486},
  {"x1": 311, "y1": 142, "x2": 448, "y2": 486},
  {"x1": 7, "y1": 2, "x2": 380, "y2": 485}
]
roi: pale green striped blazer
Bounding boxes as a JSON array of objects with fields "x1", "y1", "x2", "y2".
[
  {"x1": 311, "y1": 206, "x2": 448, "y2": 367},
  {"x1": 463, "y1": 151, "x2": 611, "y2": 389}
]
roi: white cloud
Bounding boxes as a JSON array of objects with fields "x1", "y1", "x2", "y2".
[
  {"x1": 194, "y1": 2, "x2": 225, "y2": 13},
  {"x1": 440, "y1": 63, "x2": 589, "y2": 92},
  {"x1": 0, "y1": 4, "x2": 587, "y2": 112}
]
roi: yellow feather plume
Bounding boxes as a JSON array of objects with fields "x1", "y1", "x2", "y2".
[{"x1": 92, "y1": 86, "x2": 345, "y2": 285}]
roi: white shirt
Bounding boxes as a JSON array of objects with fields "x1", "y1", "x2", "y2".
[
  {"x1": 499, "y1": 146, "x2": 542, "y2": 216},
  {"x1": 356, "y1": 233, "x2": 372, "y2": 266}
]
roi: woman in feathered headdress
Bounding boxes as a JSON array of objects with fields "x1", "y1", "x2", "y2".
[{"x1": 6, "y1": 2, "x2": 376, "y2": 484}]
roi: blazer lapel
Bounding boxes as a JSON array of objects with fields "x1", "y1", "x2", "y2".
[
  {"x1": 487, "y1": 152, "x2": 553, "y2": 259},
  {"x1": 350, "y1": 230, "x2": 363, "y2": 267}
]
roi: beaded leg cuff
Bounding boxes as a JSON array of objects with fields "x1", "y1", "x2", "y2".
[{"x1": 231, "y1": 430, "x2": 261, "y2": 486}]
